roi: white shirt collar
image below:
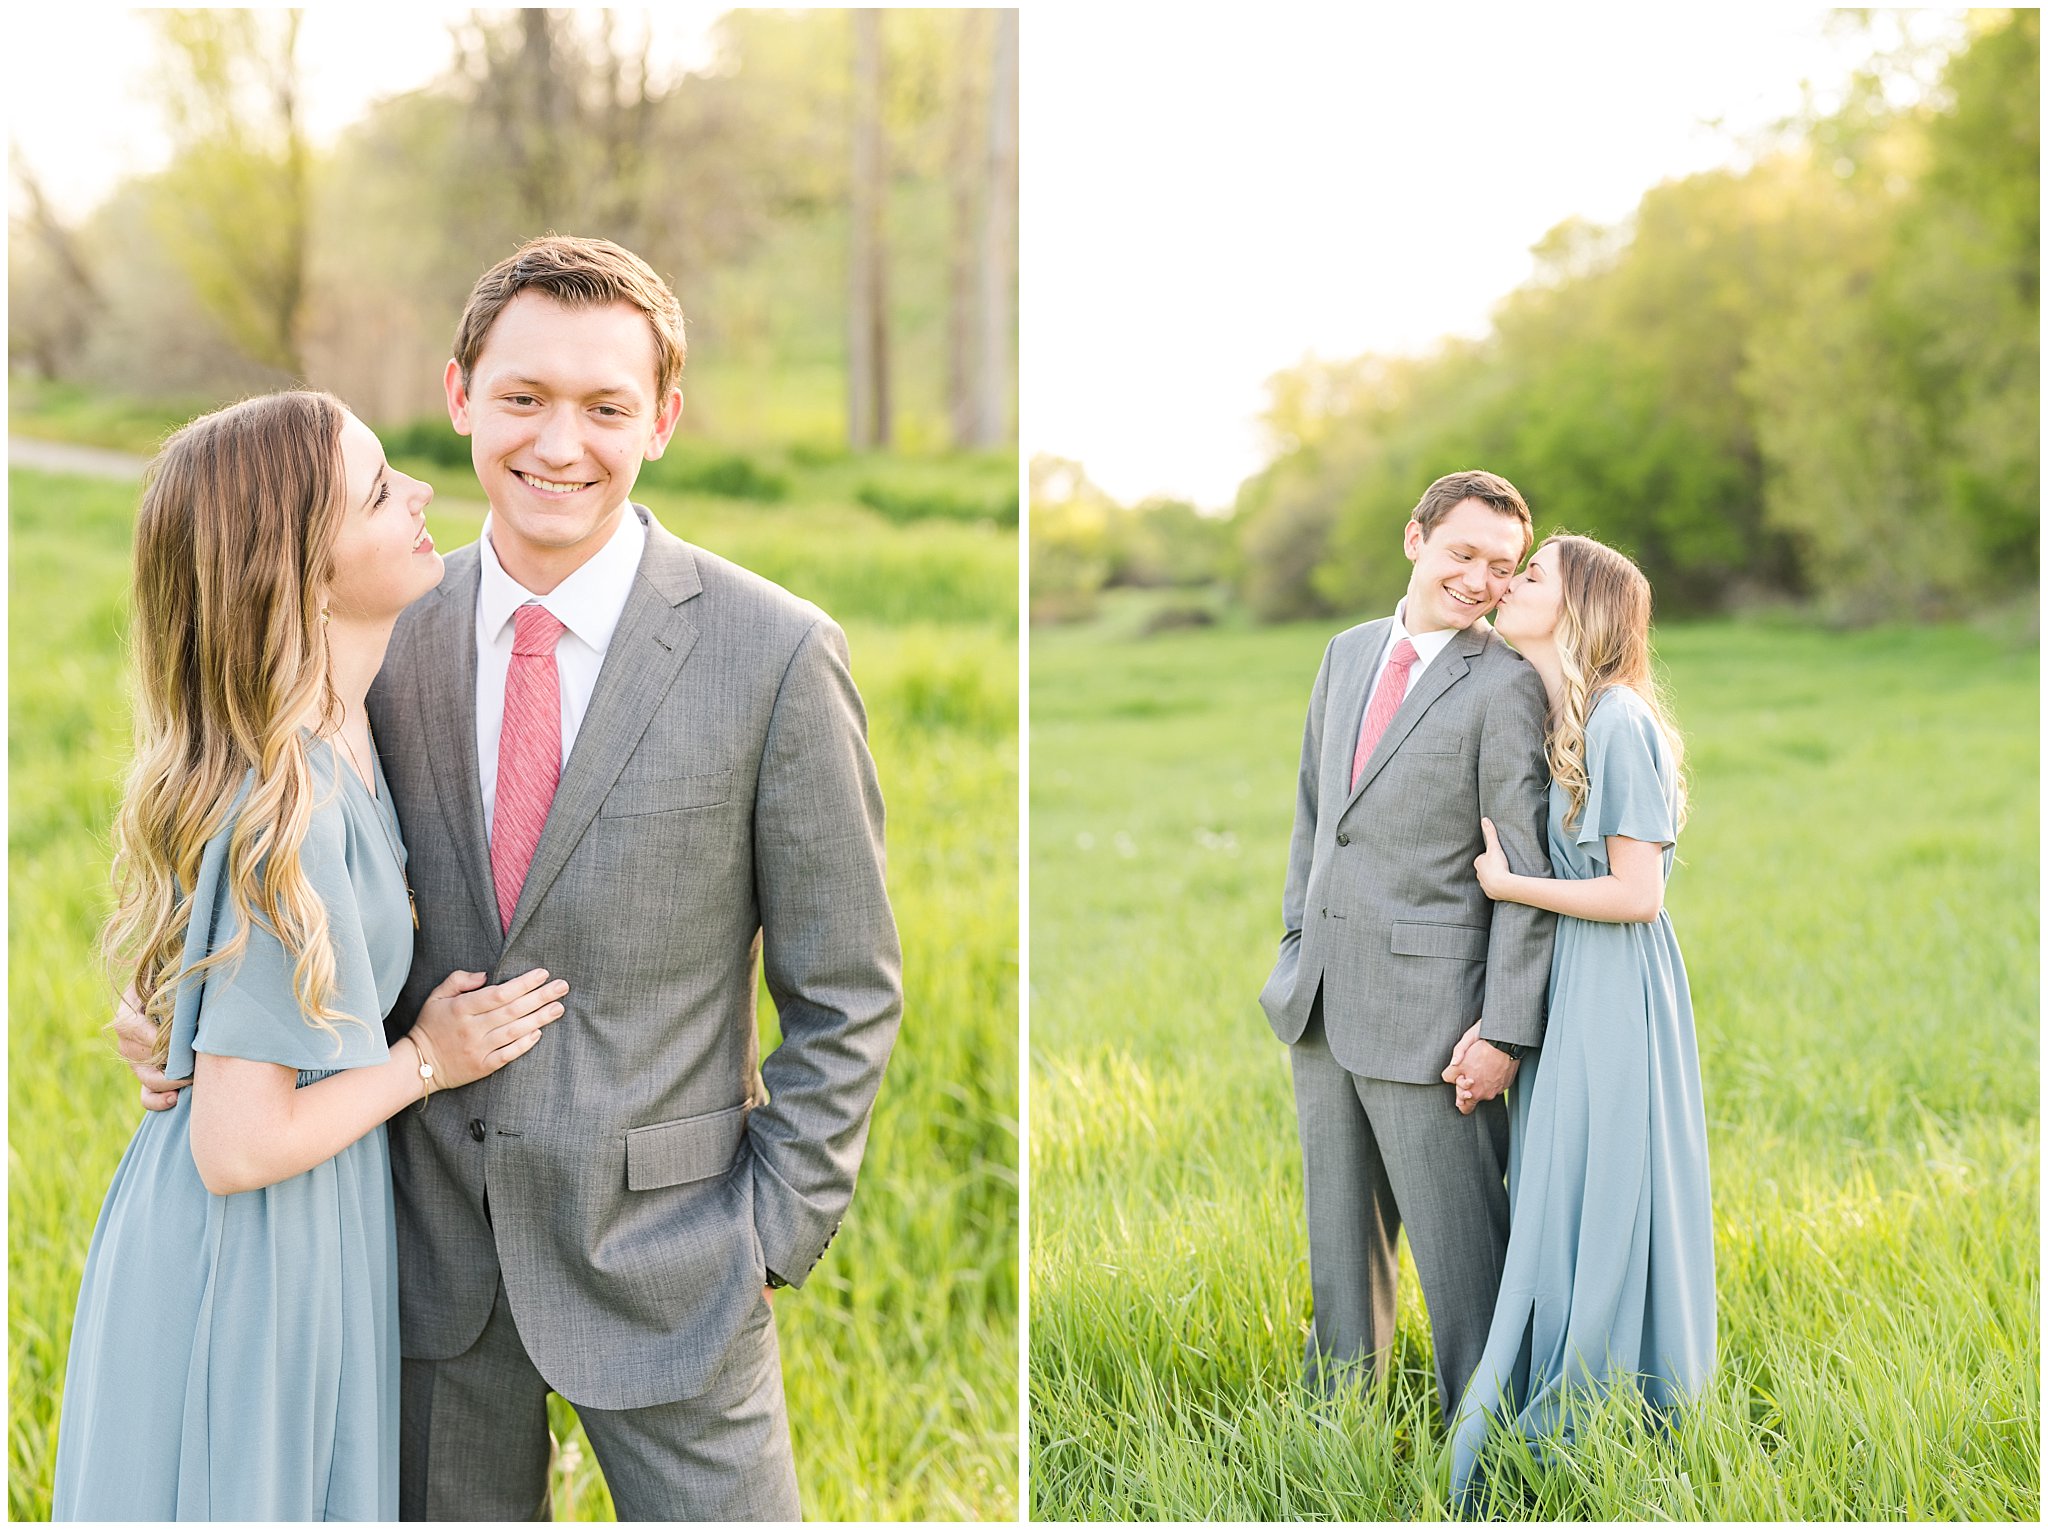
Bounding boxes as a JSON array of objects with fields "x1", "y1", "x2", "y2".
[
  {"x1": 1388, "y1": 598, "x2": 1461, "y2": 668},
  {"x1": 478, "y1": 504, "x2": 648, "y2": 652}
]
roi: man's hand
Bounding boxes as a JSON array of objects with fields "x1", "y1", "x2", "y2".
[
  {"x1": 1445, "y1": 1019, "x2": 1482, "y2": 1076},
  {"x1": 1441, "y1": 1027, "x2": 1519, "y2": 1115},
  {"x1": 110, "y1": 985, "x2": 189, "y2": 1112}
]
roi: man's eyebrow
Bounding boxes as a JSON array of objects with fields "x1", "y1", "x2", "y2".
[
  {"x1": 500, "y1": 376, "x2": 636, "y2": 399},
  {"x1": 360, "y1": 459, "x2": 388, "y2": 512}
]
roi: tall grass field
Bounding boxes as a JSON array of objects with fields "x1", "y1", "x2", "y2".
[
  {"x1": 1029, "y1": 608, "x2": 2037, "y2": 1520},
  {"x1": 8, "y1": 456, "x2": 1019, "y2": 1521}
]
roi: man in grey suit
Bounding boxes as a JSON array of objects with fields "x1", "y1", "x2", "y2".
[
  {"x1": 126, "y1": 236, "x2": 901, "y2": 1519},
  {"x1": 1258, "y1": 469, "x2": 1554, "y2": 1418}
]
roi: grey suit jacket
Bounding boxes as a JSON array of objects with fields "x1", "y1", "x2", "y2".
[
  {"x1": 1258, "y1": 617, "x2": 1554, "y2": 1084},
  {"x1": 365, "y1": 506, "x2": 902, "y2": 1411}
]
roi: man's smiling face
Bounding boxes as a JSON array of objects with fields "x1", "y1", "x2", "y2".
[
  {"x1": 444, "y1": 290, "x2": 683, "y2": 585},
  {"x1": 1400, "y1": 495, "x2": 1527, "y2": 633}
]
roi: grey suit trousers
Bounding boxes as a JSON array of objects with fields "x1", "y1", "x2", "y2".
[
  {"x1": 1291, "y1": 996, "x2": 1511, "y2": 1416},
  {"x1": 399, "y1": 1282, "x2": 799, "y2": 1522}
]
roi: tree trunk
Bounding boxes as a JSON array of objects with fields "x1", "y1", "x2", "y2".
[
  {"x1": 946, "y1": 11, "x2": 987, "y2": 449},
  {"x1": 973, "y1": 9, "x2": 1019, "y2": 448},
  {"x1": 848, "y1": 8, "x2": 891, "y2": 449},
  {"x1": 12, "y1": 157, "x2": 102, "y2": 309},
  {"x1": 515, "y1": 9, "x2": 564, "y2": 229}
]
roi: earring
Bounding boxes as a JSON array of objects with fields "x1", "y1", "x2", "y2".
[{"x1": 319, "y1": 608, "x2": 331, "y2": 625}]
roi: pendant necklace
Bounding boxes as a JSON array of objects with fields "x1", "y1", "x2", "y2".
[{"x1": 335, "y1": 724, "x2": 420, "y2": 930}]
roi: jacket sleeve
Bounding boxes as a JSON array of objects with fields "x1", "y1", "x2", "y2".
[
  {"x1": 744, "y1": 616, "x2": 904, "y2": 1286},
  {"x1": 1477, "y1": 662, "x2": 1556, "y2": 1048},
  {"x1": 1258, "y1": 638, "x2": 1333, "y2": 1026}
]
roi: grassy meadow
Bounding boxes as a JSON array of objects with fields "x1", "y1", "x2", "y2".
[
  {"x1": 8, "y1": 452, "x2": 1019, "y2": 1521},
  {"x1": 1029, "y1": 604, "x2": 2038, "y2": 1520}
]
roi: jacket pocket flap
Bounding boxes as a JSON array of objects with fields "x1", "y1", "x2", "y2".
[
  {"x1": 601, "y1": 770, "x2": 733, "y2": 819},
  {"x1": 625, "y1": 1103, "x2": 749, "y2": 1191},
  {"x1": 1390, "y1": 921, "x2": 1488, "y2": 961}
]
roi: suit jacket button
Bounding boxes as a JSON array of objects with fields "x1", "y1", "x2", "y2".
[
  {"x1": 1336, "y1": 832, "x2": 1350, "y2": 846},
  {"x1": 468, "y1": 1118, "x2": 486, "y2": 1142}
]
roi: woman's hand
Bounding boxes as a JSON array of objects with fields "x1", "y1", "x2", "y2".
[
  {"x1": 1473, "y1": 817, "x2": 1515, "y2": 900},
  {"x1": 109, "y1": 985, "x2": 190, "y2": 1111},
  {"x1": 407, "y1": 967, "x2": 567, "y2": 1092}
]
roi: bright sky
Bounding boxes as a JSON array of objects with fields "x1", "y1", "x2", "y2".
[
  {"x1": 7, "y1": 7, "x2": 724, "y2": 220},
  {"x1": 1022, "y1": 7, "x2": 1954, "y2": 509}
]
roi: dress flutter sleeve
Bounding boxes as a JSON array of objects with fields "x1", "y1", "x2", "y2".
[
  {"x1": 164, "y1": 770, "x2": 389, "y2": 1079},
  {"x1": 1573, "y1": 689, "x2": 1678, "y2": 865}
]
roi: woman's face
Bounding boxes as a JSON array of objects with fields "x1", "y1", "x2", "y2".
[
  {"x1": 326, "y1": 412, "x2": 442, "y2": 621},
  {"x1": 1494, "y1": 540, "x2": 1563, "y2": 643}
]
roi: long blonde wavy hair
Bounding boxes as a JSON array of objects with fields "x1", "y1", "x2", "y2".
[
  {"x1": 1541, "y1": 534, "x2": 1689, "y2": 837},
  {"x1": 103, "y1": 391, "x2": 361, "y2": 1068}
]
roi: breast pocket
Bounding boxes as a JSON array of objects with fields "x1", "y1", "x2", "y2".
[
  {"x1": 1399, "y1": 724, "x2": 1469, "y2": 758},
  {"x1": 600, "y1": 770, "x2": 733, "y2": 819}
]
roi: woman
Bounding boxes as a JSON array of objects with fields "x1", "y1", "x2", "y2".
[
  {"x1": 53, "y1": 391, "x2": 566, "y2": 1520},
  {"x1": 1446, "y1": 533, "x2": 1715, "y2": 1511}
]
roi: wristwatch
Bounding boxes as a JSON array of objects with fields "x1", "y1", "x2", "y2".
[
  {"x1": 1489, "y1": 1039, "x2": 1531, "y2": 1062},
  {"x1": 765, "y1": 1267, "x2": 789, "y2": 1290}
]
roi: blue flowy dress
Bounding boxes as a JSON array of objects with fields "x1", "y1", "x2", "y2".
[
  {"x1": 53, "y1": 740, "x2": 411, "y2": 1521},
  {"x1": 1448, "y1": 687, "x2": 1715, "y2": 1510}
]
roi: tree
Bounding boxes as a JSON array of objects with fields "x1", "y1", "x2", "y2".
[
  {"x1": 1751, "y1": 8, "x2": 2037, "y2": 617},
  {"x1": 847, "y1": 9, "x2": 892, "y2": 448},
  {"x1": 146, "y1": 9, "x2": 311, "y2": 378},
  {"x1": 8, "y1": 154, "x2": 101, "y2": 379},
  {"x1": 945, "y1": 11, "x2": 988, "y2": 448},
  {"x1": 1235, "y1": 13, "x2": 2036, "y2": 624},
  {"x1": 971, "y1": 9, "x2": 1019, "y2": 448}
]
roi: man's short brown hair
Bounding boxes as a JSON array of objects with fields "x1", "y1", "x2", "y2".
[
  {"x1": 1412, "y1": 469, "x2": 1535, "y2": 560},
  {"x1": 453, "y1": 234, "x2": 686, "y2": 398}
]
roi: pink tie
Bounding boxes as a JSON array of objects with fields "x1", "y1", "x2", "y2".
[
  {"x1": 1351, "y1": 638, "x2": 1418, "y2": 790},
  {"x1": 493, "y1": 604, "x2": 567, "y2": 933}
]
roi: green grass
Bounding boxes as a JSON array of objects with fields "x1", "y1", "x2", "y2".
[
  {"x1": 8, "y1": 463, "x2": 1019, "y2": 1521},
  {"x1": 8, "y1": 379, "x2": 220, "y2": 456},
  {"x1": 1028, "y1": 608, "x2": 2037, "y2": 1520}
]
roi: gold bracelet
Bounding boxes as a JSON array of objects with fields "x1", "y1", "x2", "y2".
[{"x1": 404, "y1": 1033, "x2": 438, "y2": 1107}]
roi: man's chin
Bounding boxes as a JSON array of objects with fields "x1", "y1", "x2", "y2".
[
  {"x1": 1419, "y1": 598, "x2": 1486, "y2": 632},
  {"x1": 491, "y1": 498, "x2": 628, "y2": 547}
]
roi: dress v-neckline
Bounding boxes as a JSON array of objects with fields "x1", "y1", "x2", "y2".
[{"x1": 314, "y1": 731, "x2": 381, "y2": 803}]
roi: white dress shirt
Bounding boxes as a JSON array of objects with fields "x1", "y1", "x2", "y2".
[
  {"x1": 476, "y1": 505, "x2": 648, "y2": 838},
  {"x1": 1366, "y1": 599, "x2": 1461, "y2": 708}
]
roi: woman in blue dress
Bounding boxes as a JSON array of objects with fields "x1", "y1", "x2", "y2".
[
  {"x1": 1445, "y1": 532, "x2": 1715, "y2": 1512},
  {"x1": 53, "y1": 391, "x2": 565, "y2": 1520}
]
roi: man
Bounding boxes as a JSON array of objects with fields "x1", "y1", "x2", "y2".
[
  {"x1": 1257, "y1": 469, "x2": 1554, "y2": 1418},
  {"x1": 124, "y1": 235, "x2": 902, "y2": 1519}
]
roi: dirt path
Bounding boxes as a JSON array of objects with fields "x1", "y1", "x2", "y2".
[{"x1": 9, "y1": 436, "x2": 150, "y2": 480}]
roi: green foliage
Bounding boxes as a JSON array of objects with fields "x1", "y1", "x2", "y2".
[
  {"x1": 1235, "y1": 14, "x2": 2038, "y2": 623},
  {"x1": 855, "y1": 463, "x2": 1018, "y2": 527},
  {"x1": 1752, "y1": 10, "x2": 2039, "y2": 621},
  {"x1": 145, "y1": 10, "x2": 310, "y2": 377},
  {"x1": 375, "y1": 414, "x2": 476, "y2": 471},
  {"x1": 642, "y1": 448, "x2": 791, "y2": 503},
  {"x1": 7, "y1": 465, "x2": 1018, "y2": 1522},
  {"x1": 1029, "y1": 457, "x2": 1234, "y2": 623},
  {"x1": 1029, "y1": 616, "x2": 2037, "y2": 1518}
]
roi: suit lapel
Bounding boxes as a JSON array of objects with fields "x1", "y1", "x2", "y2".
[
  {"x1": 1329, "y1": 620, "x2": 1393, "y2": 796},
  {"x1": 501, "y1": 512, "x2": 704, "y2": 949},
  {"x1": 410, "y1": 552, "x2": 501, "y2": 939},
  {"x1": 1340, "y1": 621, "x2": 1492, "y2": 812}
]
